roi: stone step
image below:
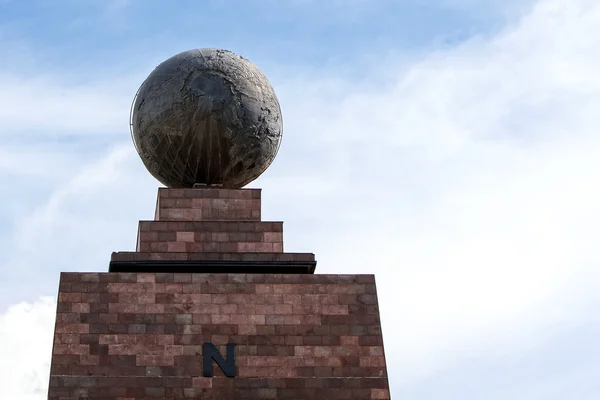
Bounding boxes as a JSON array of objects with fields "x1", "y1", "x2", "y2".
[
  {"x1": 137, "y1": 241, "x2": 283, "y2": 253},
  {"x1": 137, "y1": 221, "x2": 284, "y2": 253},
  {"x1": 136, "y1": 221, "x2": 283, "y2": 253},
  {"x1": 112, "y1": 252, "x2": 315, "y2": 262},
  {"x1": 109, "y1": 252, "x2": 317, "y2": 274},
  {"x1": 138, "y1": 221, "x2": 282, "y2": 233}
]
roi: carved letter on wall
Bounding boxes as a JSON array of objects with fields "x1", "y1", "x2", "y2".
[{"x1": 203, "y1": 343, "x2": 236, "y2": 377}]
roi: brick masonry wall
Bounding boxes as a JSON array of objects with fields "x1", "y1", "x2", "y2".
[
  {"x1": 155, "y1": 188, "x2": 261, "y2": 221},
  {"x1": 48, "y1": 272, "x2": 390, "y2": 400},
  {"x1": 136, "y1": 221, "x2": 284, "y2": 253}
]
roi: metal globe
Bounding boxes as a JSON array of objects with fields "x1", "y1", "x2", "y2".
[{"x1": 131, "y1": 48, "x2": 283, "y2": 188}]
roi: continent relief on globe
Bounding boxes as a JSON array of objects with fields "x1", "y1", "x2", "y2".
[{"x1": 131, "y1": 48, "x2": 283, "y2": 188}]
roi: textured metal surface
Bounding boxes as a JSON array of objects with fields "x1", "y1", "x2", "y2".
[{"x1": 131, "y1": 48, "x2": 283, "y2": 188}]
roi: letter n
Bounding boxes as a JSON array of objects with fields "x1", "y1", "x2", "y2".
[{"x1": 203, "y1": 343, "x2": 236, "y2": 377}]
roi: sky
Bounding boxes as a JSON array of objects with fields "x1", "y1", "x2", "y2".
[{"x1": 1, "y1": 0, "x2": 600, "y2": 398}]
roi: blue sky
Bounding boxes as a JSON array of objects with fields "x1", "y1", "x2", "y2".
[
  {"x1": 0, "y1": 0, "x2": 505, "y2": 69},
  {"x1": 2, "y1": 0, "x2": 600, "y2": 398}
]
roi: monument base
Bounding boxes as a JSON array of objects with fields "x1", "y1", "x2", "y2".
[
  {"x1": 47, "y1": 186, "x2": 391, "y2": 399},
  {"x1": 48, "y1": 272, "x2": 390, "y2": 399}
]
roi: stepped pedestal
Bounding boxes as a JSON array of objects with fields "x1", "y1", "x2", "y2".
[{"x1": 47, "y1": 188, "x2": 391, "y2": 399}]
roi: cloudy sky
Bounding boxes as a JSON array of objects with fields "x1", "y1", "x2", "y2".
[{"x1": 2, "y1": 0, "x2": 600, "y2": 398}]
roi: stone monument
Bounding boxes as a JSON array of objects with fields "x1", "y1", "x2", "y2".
[{"x1": 47, "y1": 48, "x2": 391, "y2": 399}]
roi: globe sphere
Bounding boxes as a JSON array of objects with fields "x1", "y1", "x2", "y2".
[{"x1": 131, "y1": 48, "x2": 283, "y2": 188}]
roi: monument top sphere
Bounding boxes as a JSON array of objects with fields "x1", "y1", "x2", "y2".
[{"x1": 131, "y1": 48, "x2": 283, "y2": 188}]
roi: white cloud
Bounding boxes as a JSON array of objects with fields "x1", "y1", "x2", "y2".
[
  {"x1": 2, "y1": 0, "x2": 600, "y2": 398},
  {"x1": 264, "y1": 0, "x2": 600, "y2": 389},
  {"x1": 0, "y1": 73, "x2": 138, "y2": 135},
  {"x1": 0, "y1": 297, "x2": 56, "y2": 400},
  {"x1": 0, "y1": 144, "x2": 158, "y2": 306}
]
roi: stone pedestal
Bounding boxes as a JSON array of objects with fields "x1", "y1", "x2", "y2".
[{"x1": 47, "y1": 188, "x2": 391, "y2": 399}]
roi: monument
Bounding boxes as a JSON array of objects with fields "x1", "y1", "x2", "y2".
[{"x1": 47, "y1": 48, "x2": 391, "y2": 399}]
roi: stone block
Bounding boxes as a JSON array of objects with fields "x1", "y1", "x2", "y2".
[
  {"x1": 48, "y1": 272, "x2": 390, "y2": 399},
  {"x1": 155, "y1": 188, "x2": 262, "y2": 222}
]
